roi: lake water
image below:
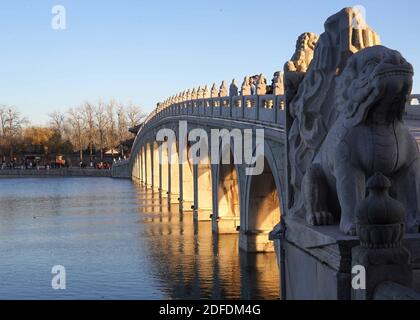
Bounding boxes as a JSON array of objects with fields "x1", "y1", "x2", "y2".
[{"x1": 0, "y1": 178, "x2": 280, "y2": 300}]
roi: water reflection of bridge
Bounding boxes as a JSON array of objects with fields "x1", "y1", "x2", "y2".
[{"x1": 133, "y1": 185, "x2": 280, "y2": 299}]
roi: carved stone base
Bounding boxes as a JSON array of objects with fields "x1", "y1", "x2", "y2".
[
  {"x1": 352, "y1": 246, "x2": 412, "y2": 300},
  {"x1": 271, "y1": 216, "x2": 420, "y2": 300}
]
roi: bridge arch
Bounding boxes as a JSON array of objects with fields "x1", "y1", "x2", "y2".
[{"x1": 240, "y1": 141, "x2": 284, "y2": 252}]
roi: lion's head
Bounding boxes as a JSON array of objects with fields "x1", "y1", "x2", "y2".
[{"x1": 336, "y1": 45, "x2": 413, "y2": 127}]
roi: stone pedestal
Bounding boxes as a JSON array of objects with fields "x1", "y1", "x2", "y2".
[
  {"x1": 272, "y1": 216, "x2": 420, "y2": 300},
  {"x1": 212, "y1": 216, "x2": 240, "y2": 234},
  {"x1": 194, "y1": 209, "x2": 212, "y2": 221},
  {"x1": 181, "y1": 200, "x2": 194, "y2": 213},
  {"x1": 352, "y1": 246, "x2": 412, "y2": 300},
  {"x1": 240, "y1": 230, "x2": 275, "y2": 253}
]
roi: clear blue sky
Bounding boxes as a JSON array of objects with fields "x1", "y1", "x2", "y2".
[{"x1": 0, "y1": 0, "x2": 419, "y2": 124}]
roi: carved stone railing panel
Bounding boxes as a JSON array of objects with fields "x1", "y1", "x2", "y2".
[
  {"x1": 220, "y1": 97, "x2": 231, "y2": 117},
  {"x1": 136, "y1": 94, "x2": 418, "y2": 140},
  {"x1": 244, "y1": 96, "x2": 258, "y2": 120},
  {"x1": 276, "y1": 96, "x2": 286, "y2": 125},
  {"x1": 232, "y1": 96, "x2": 243, "y2": 118},
  {"x1": 258, "y1": 95, "x2": 276, "y2": 122},
  {"x1": 212, "y1": 99, "x2": 221, "y2": 117}
]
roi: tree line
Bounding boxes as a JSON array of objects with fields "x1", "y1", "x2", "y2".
[{"x1": 0, "y1": 100, "x2": 145, "y2": 164}]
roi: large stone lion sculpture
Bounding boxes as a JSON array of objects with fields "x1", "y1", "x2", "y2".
[
  {"x1": 284, "y1": 7, "x2": 420, "y2": 235},
  {"x1": 303, "y1": 45, "x2": 418, "y2": 235}
]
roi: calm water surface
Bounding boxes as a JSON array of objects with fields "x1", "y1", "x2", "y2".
[{"x1": 0, "y1": 178, "x2": 279, "y2": 299}]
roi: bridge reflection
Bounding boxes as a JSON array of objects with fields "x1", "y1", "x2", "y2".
[{"x1": 133, "y1": 185, "x2": 280, "y2": 299}]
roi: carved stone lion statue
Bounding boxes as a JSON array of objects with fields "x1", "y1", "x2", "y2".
[
  {"x1": 284, "y1": 7, "x2": 419, "y2": 235},
  {"x1": 303, "y1": 45, "x2": 418, "y2": 235}
]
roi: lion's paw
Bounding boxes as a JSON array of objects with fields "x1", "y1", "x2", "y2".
[
  {"x1": 340, "y1": 221, "x2": 357, "y2": 236},
  {"x1": 306, "y1": 211, "x2": 334, "y2": 226}
]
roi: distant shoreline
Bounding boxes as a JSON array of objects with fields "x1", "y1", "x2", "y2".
[{"x1": 0, "y1": 168, "x2": 112, "y2": 178}]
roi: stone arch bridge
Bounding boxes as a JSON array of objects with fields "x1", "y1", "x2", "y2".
[{"x1": 113, "y1": 82, "x2": 420, "y2": 254}]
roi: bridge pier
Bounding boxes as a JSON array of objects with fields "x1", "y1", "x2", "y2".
[
  {"x1": 212, "y1": 161, "x2": 240, "y2": 234},
  {"x1": 169, "y1": 142, "x2": 180, "y2": 205},
  {"x1": 193, "y1": 162, "x2": 212, "y2": 221}
]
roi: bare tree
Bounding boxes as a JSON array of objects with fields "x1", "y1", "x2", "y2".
[
  {"x1": 48, "y1": 110, "x2": 65, "y2": 135},
  {"x1": 94, "y1": 100, "x2": 108, "y2": 160},
  {"x1": 67, "y1": 107, "x2": 86, "y2": 163},
  {"x1": 106, "y1": 100, "x2": 118, "y2": 157},
  {"x1": 116, "y1": 104, "x2": 128, "y2": 156},
  {"x1": 0, "y1": 105, "x2": 27, "y2": 160},
  {"x1": 83, "y1": 102, "x2": 96, "y2": 161},
  {"x1": 125, "y1": 103, "x2": 146, "y2": 129}
]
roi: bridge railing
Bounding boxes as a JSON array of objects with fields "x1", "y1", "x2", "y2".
[
  {"x1": 137, "y1": 71, "x2": 420, "y2": 138},
  {"x1": 142, "y1": 94, "x2": 286, "y2": 131}
]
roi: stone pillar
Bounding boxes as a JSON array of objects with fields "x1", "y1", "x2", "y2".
[
  {"x1": 352, "y1": 173, "x2": 412, "y2": 300},
  {"x1": 241, "y1": 76, "x2": 251, "y2": 96},
  {"x1": 256, "y1": 73, "x2": 267, "y2": 95},
  {"x1": 197, "y1": 86, "x2": 204, "y2": 99},
  {"x1": 186, "y1": 89, "x2": 192, "y2": 101},
  {"x1": 272, "y1": 71, "x2": 285, "y2": 96},
  {"x1": 211, "y1": 83, "x2": 218, "y2": 98},
  {"x1": 203, "y1": 85, "x2": 210, "y2": 99},
  {"x1": 219, "y1": 81, "x2": 228, "y2": 97},
  {"x1": 229, "y1": 79, "x2": 238, "y2": 97},
  {"x1": 191, "y1": 88, "x2": 198, "y2": 100}
]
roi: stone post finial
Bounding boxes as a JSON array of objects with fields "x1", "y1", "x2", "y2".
[
  {"x1": 356, "y1": 173, "x2": 405, "y2": 249},
  {"x1": 256, "y1": 73, "x2": 267, "y2": 95},
  {"x1": 219, "y1": 81, "x2": 228, "y2": 97},
  {"x1": 203, "y1": 85, "x2": 210, "y2": 99},
  {"x1": 229, "y1": 79, "x2": 238, "y2": 97},
  {"x1": 186, "y1": 89, "x2": 192, "y2": 101},
  {"x1": 191, "y1": 87, "x2": 198, "y2": 100},
  {"x1": 197, "y1": 86, "x2": 203, "y2": 99},
  {"x1": 241, "y1": 76, "x2": 251, "y2": 96},
  {"x1": 272, "y1": 71, "x2": 285, "y2": 95},
  {"x1": 211, "y1": 83, "x2": 218, "y2": 98}
]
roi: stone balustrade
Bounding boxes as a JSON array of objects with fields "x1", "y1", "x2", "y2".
[{"x1": 139, "y1": 75, "x2": 420, "y2": 133}]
